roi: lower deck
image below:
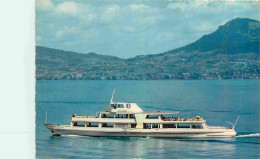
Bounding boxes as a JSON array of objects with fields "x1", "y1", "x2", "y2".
[
  {"x1": 45, "y1": 124, "x2": 236, "y2": 137},
  {"x1": 71, "y1": 121, "x2": 208, "y2": 129}
]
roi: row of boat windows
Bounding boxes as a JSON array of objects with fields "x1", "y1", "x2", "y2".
[
  {"x1": 101, "y1": 114, "x2": 135, "y2": 118},
  {"x1": 145, "y1": 123, "x2": 203, "y2": 129},
  {"x1": 73, "y1": 122, "x2": 135, "y2": 128},
  {"x1": 72, "y1": 122, "x2": 203, "y2": 129},
  {"x1": 100, "y1": 114, "x2": 176, "y2": 119},
  {"x1": 110, "y1": 104, "x2": 126, "y2": 109}
]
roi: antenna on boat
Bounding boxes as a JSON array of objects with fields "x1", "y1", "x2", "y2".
[
  {"x1": 110, "y1": 88, "x2": 115, "y2": 104},
  {"x1": 226, "y1": 115, "x2": 239, "y2": 129},
  {"x1": 45, "y1": 112, "x2": 48, "y2": 124},
  {"x1": 234, "y1": 115, "x2": 239, "y2": 129}
]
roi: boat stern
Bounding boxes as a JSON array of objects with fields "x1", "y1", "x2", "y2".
[
  {"x1": 206, "y1": 126, "x2": 237, "y2": 137},
  {"x1": 230, "y1": 128, "x2": 237, "y2": 137},
  {"x1": 220, "y1": 128, "x2": 237, "y2": 137}
]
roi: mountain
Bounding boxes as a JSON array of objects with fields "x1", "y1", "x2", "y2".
[
  {"x1": 36, "y1": 18, "x2": 259, "y2": 80},
  {"x1": 36, "y1": 46, "x2": 122, "y2": 65},
  {"x1": 131, "y1": 18, "x2": 259, "y2": 60},
  {"x1": 175, "y1": 18, "x2": 258, "y2": 54}
]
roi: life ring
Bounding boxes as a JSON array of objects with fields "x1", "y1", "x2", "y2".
[{"x1": 126, "y1": 104, "x2": 131, "y2": 109}]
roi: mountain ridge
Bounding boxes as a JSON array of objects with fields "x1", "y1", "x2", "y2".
[
  {"x1": 36, "y1": 46, "x2": 123, "y2": 60},
  {"x1": 129, "y1": 17, "x2": 259, "y2": 61}
]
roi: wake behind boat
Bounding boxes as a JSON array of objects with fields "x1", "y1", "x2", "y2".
[{"x1": 45, "y1": 90, "x2": 238, "y2": 138}]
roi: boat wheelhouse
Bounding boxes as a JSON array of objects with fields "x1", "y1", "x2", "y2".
[{"x1": 45, "y1": 90, "x2": 238, "y2": 138}]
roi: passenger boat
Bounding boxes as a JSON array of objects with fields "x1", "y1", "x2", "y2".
[{"x1": 45, "y1": 90, "x2": 238, "y2": 138}]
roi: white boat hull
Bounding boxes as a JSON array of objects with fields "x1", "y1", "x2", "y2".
[{"x1": 45, "y1": 124, "x2": 236, "y2": 138}]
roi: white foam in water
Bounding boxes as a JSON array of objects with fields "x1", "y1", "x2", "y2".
[
  {"x1": 62, "y1": 135, "x2": 82, "y2": 137},
  {"x1": 236, "y1": 133, "x2": 260, "y2": 138}
]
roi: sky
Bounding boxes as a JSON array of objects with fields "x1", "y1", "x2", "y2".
[{"x1": 36, "y1": 0, "x2": 260, "y2": 58}]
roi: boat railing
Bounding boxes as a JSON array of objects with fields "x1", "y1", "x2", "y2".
[
  {"x1": 162, "y1": 117, "x2": 203, "y2": 121},
  {"x1": 146, "y1": 117, "x2": 159, "y2": 119},
  {"x1": 102, "y1": 117, "x2": 135, "y2": 119},
  {"x1": 74, "y1": 116, "x2": 98, "y2": 118},
  {"x1": 208, "y1": 126, "x2": 231, "y2": 129}
]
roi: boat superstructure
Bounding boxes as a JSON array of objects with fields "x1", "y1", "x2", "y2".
[{"x1": 45, "y1": 90, "x2": 237, "y2": 138}]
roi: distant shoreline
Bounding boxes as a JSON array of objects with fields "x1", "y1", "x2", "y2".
[{"x1": 36, "y1": 79, "x2": 259, "y2": 81}]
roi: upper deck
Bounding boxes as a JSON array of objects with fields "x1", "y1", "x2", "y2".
[
  {"x1": 72, "y1": 103, "x2": 204, "y2": 125},
  {"x1": 108, "y1": 102, "x2": 179, "y2": 115},
  {"x1": 100, "y1": 110, "x2": 179, "y2": 115},
  {"x1": 70, "y1": 90, "x2": 207, "y2": 129}
]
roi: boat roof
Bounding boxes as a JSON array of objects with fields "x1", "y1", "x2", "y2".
[
  {"x1": 138, "y1": 111, "x2": 179, "y2": 115},
  {"x1": 100, "y1": 111, "x2": 179, "y2": 115},
  {"x1": 107, "y1": 90, "x2": 179, "y2": 115}
]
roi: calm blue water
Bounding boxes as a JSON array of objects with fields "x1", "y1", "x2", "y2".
[{"x1": 36, "y1": 80, "x2": 260, "y2": 159}]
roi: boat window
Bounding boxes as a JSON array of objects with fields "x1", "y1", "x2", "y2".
[
  {"x1": 152, "y1": 124, "x2": 159, "y2": 128},
  {"x1": 143, "y1": 123, "x2": 151, "y2": 129},
  {"x1": 191, "y1": 124, "x2": 203, "y2": 129},
  {"x1": 78, "y1": 122, "x2": 85, "y2": 126},
  {"x1": 116, "y1": 114, "x2": 128, "y2": 118},
  {"x1": 163, "y1": 124, "x2": 176, "y2": 128},
  {"x1": 87, "y1": 123, "x2": 99, "y2": 127},
  {"x1": 101, "y1": 114, "x2": 107, "y2": 118},
  {"x1": 73, "y1": 122, "x2": 85, "y2": 127},
  {"x1": 146, "y1": 115, "x2": 159, "y2": 119},
  {"x1": 102, "y1": 123, "x2": 114, "y2": 128},
  {"x1": 115, "y1": 123, "x2": 128, "y2": 129},
  {"x1": 131, "y1": 124, "x2": 137, "y2": 128},
  {"x1": 177, "y1": 124, "x2": 191, "y2": 128},
  {"x1": 101, "y1": 114, "x2": 115, "y2": 118},
  {"x1": 129, "y1": 114, "x2": 135, "y2": 118},
  {"x1": 110, "y1": 104, "x2": 116, "y2": 109},
  {"x1": 117, "y1": 104, "x2": 124, "y2": 108}
]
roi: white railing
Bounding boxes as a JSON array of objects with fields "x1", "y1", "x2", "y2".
[
  {"x1": 74, "y1": 116, "x2": 98, "y2": 118},
  {"x1": 207, "y1": 126, "x2": 230, "y2": 129}
]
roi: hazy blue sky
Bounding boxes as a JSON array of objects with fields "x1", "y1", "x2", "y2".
[{"x1": 36, "y1": 0, "x2": 259, "y2": 58}]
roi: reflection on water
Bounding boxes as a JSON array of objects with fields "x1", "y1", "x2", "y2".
[{"x1": 37, "y1": 136, "x2": 260, "y2": 159}]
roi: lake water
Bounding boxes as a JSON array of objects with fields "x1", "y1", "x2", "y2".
[{"x1": 36, "y1": 80, "x2": 260, "y2": 159}]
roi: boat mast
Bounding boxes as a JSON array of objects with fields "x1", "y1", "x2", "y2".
[
  {"x1": 110, "y1": 88, "x2": 115, "y2": 105},
  {"x1": 234, "y1": 115, "x2": 239, "y2": 129},
  {"x1": 45, "y1": 112, "x2": 48, "y2": 124},
  {"x1": 226, "y1": 115, "x2": 239, "y2": 129}
]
